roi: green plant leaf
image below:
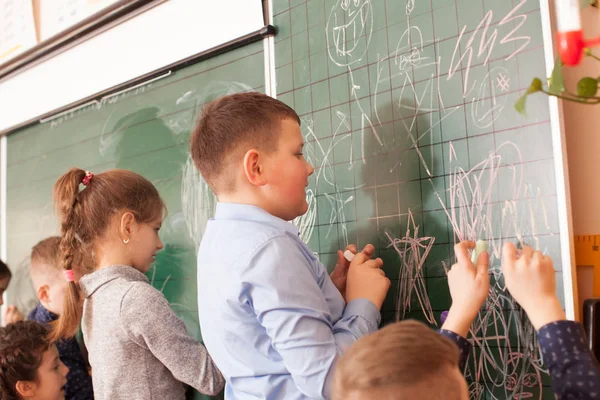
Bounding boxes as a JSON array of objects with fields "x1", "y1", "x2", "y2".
[
  {"x1": 577, "y1": 77, "x2": 599, "y2": 97},
  {"x1": 548, "y1": 57, "x2": 565, "y2": 95},
  {"x1": 515, "y1": 93, "x2": 528, "y2": 115},
  {"x1": 528, "y1": 78, "x2": 543, "y2": 94}
]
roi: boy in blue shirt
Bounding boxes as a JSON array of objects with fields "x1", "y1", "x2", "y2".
[{"x1": 192, "y1": 92, "x2": 391, "y2": 399}]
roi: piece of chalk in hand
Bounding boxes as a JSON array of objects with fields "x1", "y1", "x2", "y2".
[
  {"x1": 471, "y1": 240, "x2": 488, "y2": 264},
  {"x1": 344, "y1": 249, "x2": 355, "y2": 262}
]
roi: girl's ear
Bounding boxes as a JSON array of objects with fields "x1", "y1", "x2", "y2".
[
  {"x1": 118, "y1": 211, "x2": 136, "y2": 243},
  {"x1": 15, "y1": 380, "x2": 37, "y2": 397}
]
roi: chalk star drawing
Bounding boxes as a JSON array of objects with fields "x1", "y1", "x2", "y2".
[
  {"x1": 496, "y1": 73, "x2": 510, "y2": 92},
  {"x1": 386, "y1": 210, "x2": 436, "y2": 325}
]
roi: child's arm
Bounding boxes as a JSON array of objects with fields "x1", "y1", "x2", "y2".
[
  {"x1": 120, "y1": 283, "x2": 225, "y2": 396},
  {"x1": 442, "y1": 241, "x2": 490, "y2": 337},
  {"x1": 247, "y1": 236, "x2": 389, "y2": 399},
  {"x1": 440, "y1": 241, "x2": 490, "y2": 371},
  {"x1": 502, "y1": 242, "x2": 600, "y2": 399}
]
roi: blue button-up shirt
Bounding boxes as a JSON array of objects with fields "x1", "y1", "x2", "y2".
[{"x1": 197, "y1": 203, "x2": 381, "y2": 400}]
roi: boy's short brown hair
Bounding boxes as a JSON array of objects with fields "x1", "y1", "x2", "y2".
[
  {"x1": 31, "y1": 236, "x2": 61, "y2": 268},
  {"x1": 333, "y1": 320, "x2": 467, "y2": 400},
  {"x1": 0, "y1": 321, "x2": 50, "y2": 399},
  {"x1": 190, "y1": 92, "x2": 300, "y2": 194}
]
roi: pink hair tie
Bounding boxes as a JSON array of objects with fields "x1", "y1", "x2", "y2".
[
  {"x1": 82, "y1": 171, "x2": 93, "y2": 186},
  {"x1": 64, "y1": 270, "x2": 75, "y2": 282}
]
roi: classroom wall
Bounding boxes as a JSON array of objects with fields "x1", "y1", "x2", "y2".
[{"x1": 563, "y1": 6, "x2": 600, "y2": 235}]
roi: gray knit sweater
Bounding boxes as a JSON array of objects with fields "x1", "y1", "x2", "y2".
[{"x1": 79, "y1": 266, "x2": 224, "y2": 399}]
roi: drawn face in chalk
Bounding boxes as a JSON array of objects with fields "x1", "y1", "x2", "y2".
[
  {"x1": 326, "y1": 0, "x2": 373, "y2": 67},
  {"x1": 470, "y1": 66, "x2": 510, "y2": 129}
]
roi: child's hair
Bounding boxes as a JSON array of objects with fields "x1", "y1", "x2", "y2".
[
  {"x1": 0, "y1": 321, "x2": 50, "y2": 400},
  {"x1": 0, "y1": 260, "x2": 12, "y2": 281},
  {"x1": 31, "y1": 236, "x2": 61, "y2": 267},
  {"x1": 333, "y1": 320, "x2": 464, "y2": 400},
  {"x1": 190, "y1": 92, "x2": 300, "y2": 194},
  {"x1": 50, "y1": 168, "x2": 165, "y2": 341},
  {"x1": 29, "y1": 237, "x2": 62, "y2": 291}
]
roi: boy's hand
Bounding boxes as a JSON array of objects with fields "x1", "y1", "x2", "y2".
[
  {"x1": 442, "y1": 241, "x2": 490, "y2": 338},
  {"x1": 502, "y1": 242, "x2": 565, "y2": 330},
  {"x1": 2, "y1": 305, "x2": 23, "y2": 325},
  {"x1": 330, "y1": 244, "x2": 374, "y2": 300},
  {"x1": 345, "y1": 251, "x2": 390, "y2": 310}
]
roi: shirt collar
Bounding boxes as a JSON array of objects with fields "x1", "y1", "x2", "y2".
[
  {"x1": 214, "y1": 203, "x2": 299, "y2": 236},
  {"x1": 79, "y1": 265, "x2": 148, "y2": 298},
  {"x1": 29, "y1": 303, "x2": 57, "y2": 323}
]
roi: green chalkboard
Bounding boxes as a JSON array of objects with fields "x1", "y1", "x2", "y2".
[
  {"x1": 274, "y1": 0, "x2": 564, "y2": 398},
  {"x1": 6, "y1": 41, "x2": 265, "y2": 400}
]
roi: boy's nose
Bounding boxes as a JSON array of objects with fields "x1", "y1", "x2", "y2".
[{"x1": 307, "y1": 162, "x2": 315, "y2": 176}]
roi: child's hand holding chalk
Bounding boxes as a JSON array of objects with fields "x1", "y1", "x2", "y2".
[
  {"x1": 331, "y1": 244, "x2": 375, "y2": 301},
  {"x1": 343, "y1": 249, "x2": 355, "y2": 262},
  {"x1": 471, "y1": 240, "x2": 488, "y2": 265},
  {"x1": 442, "y1": 240, "x2": 490, "y2": 337}
]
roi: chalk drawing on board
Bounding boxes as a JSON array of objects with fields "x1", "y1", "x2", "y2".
[
  {"x1": 432, "y1": 139, "x2": 552, "y2": 399},
  {"x1": 326, "y1": 0, "x2": 373, "y2": 68},
  {"x1": 445, "y1": 0, "x2": 531, "y2": 98},
  {"x1": 386, "y1": 210, "x2": 436, "y2": 325},
  {"x1": 470, "y1": 67, "x2": 510, "y2": 129}
]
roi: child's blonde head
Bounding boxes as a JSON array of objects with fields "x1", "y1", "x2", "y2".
[
  {"x1": 333, "y1": 320, "x2": 468, "y2": 400},
  {"x1": 30, "y1": 237, "x2": 62, "y2": 285}
]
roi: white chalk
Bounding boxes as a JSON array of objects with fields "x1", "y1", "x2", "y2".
[
  {"x1": 344, "y1": 249, "x2": 355, "y2": 262},
  {"x1": 471, "y1": 240, "x2": 488, "y2": 264}
]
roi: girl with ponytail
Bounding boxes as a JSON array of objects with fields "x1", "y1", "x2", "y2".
[{"x1": 51, "y1": 168, "x2": 224, "y2": 399}]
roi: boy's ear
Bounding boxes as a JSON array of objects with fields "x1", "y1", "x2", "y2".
[
  {"x1": 243, "y1": 149, "x2": 267, "y2": 186},
  {"x1": 15, "y1": 380, "x2": 36, "y2": 397},
  {"x1": 37, "y1": 284, "x2": 50, "y2": 306}
]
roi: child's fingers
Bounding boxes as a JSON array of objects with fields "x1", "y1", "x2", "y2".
[
  {"x1": 361, "y1": 244, "x2": 375, "y2": 257},
  {"x1": 532, "y1": 251, "x2": 544, "y2": 264},
  {"x1": 502, "y1": 242, "x2": 517, "y2": 272},
  {"x1": 350, "y1": 251, "x2": 370, "y2": 266},
  {"x1": 362, "y1": 258, "x2": 383, "y2": 269},
  {"x1": 476, "y1": 251, "x2": 490, "y2": 278},
  {"x1": 345, "y1": 244, "x2": 357, "y2": 254},
  {"x1": 454, "y1": 241, "x2": 475, "y2": 266},
  {"x1": 337, "y1": 250, "x2": 346, "y2": 266},
  {"x1": 519, "y1": 246, "x2": 534, "y2": 260}
]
